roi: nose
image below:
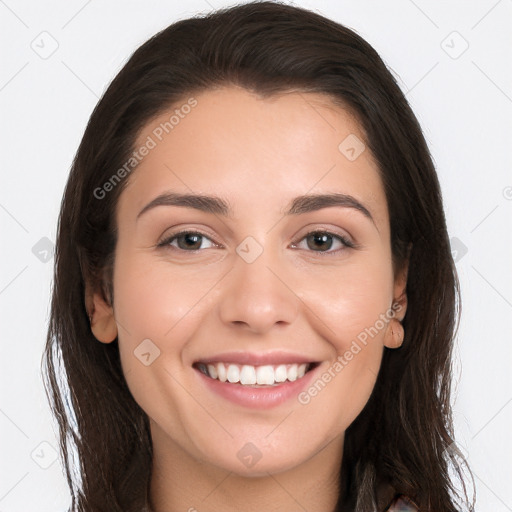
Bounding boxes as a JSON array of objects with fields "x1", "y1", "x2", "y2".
[{"x1": 217, "y1": 246, "x2": 300, "y2": 335}]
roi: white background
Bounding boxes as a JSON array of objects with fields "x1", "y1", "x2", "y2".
[{"x1": 1, "y1": 0, "x2": 511, "y2": 510}]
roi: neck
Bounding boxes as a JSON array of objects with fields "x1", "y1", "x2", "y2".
[{"x1": 148, "y1": 423, "x2": 344, "y2": 512}]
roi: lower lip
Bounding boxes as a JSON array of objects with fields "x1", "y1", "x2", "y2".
[{"x1": 194, "y1": 365, "x2": 319, "y2": 409}]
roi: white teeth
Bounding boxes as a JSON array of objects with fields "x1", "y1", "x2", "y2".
[
  {"x1": 240, "y1": 365, "x2": 256, "y2": 385},
  {"x1": 287, "y1": 365, "x2": 298, "y2": 382},
  {"x1": 207, "y1": 364, "x2": 218, "y2": 379},
  {"x1": 217, "y1": 362, "x2": 227, "y2": 382},
  {"x1": 227, "y1": 364, "x2": 240, "y2": 383},
  {"x1": 275, "y1": 364, "x2": 287, "y2": 383},
  {"x1": 256, "y1": 365, "x2": 274, "y2": 385},
  {"x1": 199, "y1": 362, "x2": 312, "y2": 386}
]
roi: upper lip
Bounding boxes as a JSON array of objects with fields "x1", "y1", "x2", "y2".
[{"x1": 194, "y1": 351, "x2": 317, "y2": 366}]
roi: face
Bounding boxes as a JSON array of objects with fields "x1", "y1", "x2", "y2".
[{"x1": 90, "y1": 86, "x2": 407, "y2": 477}]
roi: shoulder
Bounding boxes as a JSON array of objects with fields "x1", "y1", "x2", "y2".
[{"x1": 386, "y1": 494, "x2": 419, "y2": 511}]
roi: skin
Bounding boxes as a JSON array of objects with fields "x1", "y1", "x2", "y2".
[{"x1": 89, "y1": 86, "x2": 408, "y2": 512}]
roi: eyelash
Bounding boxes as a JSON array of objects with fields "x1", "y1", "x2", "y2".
[{"x1": 157, "y1": 229, "x2": 356, "y2": 256}]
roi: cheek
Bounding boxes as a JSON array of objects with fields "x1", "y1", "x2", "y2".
[
  {"x1": 110, "y1": 253, "x2": 183, "y2": 368},
  {"x1": 112, "y1": 254, "x2": 215, "y2": 342},
  {"x1": 301, "y1": 255, "x2": 394, "y2": 351}
]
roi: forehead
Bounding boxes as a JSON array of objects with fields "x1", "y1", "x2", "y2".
[{"x1": 118, "y1": 86, "x2": 388, "y2": 230}]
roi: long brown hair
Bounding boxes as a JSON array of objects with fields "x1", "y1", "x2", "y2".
[{"x1": 42, "y1": 2, "x2": 475, "y2": 510}]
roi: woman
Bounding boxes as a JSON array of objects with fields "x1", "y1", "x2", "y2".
[{"x1": 43, "y1": 2, "x2": 475, "y2": 511}]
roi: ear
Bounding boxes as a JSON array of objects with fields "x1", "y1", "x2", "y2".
[
  {"x1": 392, "y1": 258, "x2": 409, "y2": 322},
  {"x1": 85, "y1": 281, "x2": 118, "y2": 344},
  {"x1": 383, "y1": 258, "x2": 409, "y2": 349}
]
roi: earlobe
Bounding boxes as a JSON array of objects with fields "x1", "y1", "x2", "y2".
[
  {"x1": 85, "y1": 283, "x2": 118, "y2": 344},
  {"x1": 383, "y1": 318, "x2": 404, "y2": 349}
]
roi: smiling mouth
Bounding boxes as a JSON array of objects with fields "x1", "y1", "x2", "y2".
[{"x1": 193, "y1": 362, "x2": 319, "y2": 387}]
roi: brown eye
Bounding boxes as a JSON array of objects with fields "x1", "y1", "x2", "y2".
[
  {"x1": 158, "y1": 231, "x2": 216, "y2": 251},
  {"x1": 306, "y1": 232, "x2": 335, "y2": 251},
  {"x1": 293, "y1": 230, "x2": 354, "y2": 254}
]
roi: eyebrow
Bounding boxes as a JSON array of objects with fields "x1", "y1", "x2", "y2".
[{"x1": 137, "y1": 191, "x2": 375, "y2": 225}]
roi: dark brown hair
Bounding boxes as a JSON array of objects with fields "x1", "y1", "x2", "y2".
[{"x1": 43, "y1": 2, "x2": 475, "y2": 510}]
